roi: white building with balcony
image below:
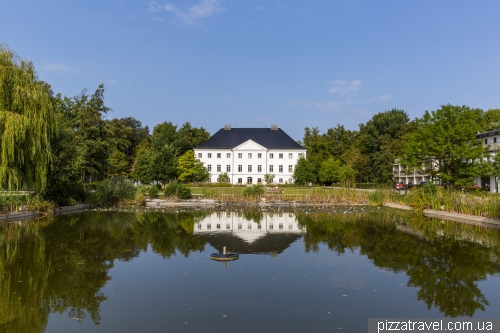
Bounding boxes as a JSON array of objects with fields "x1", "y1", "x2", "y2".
[
  {"x1": 193, "y1": 125, "x2": 306, "y2": 185},
  {"x1": 393, "y1": 129, "x2": 500, "y2": 192}
]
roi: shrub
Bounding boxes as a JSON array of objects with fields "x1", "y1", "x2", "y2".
[
  {"x1": 94, "y1": 178, "x2": 136, "y2": 206},
  {"x1": 243, "y1": 185, "x2": 265, "y2": 198},
  {"x1": 165, "y1": 179, "x2": 192, "y2": 199},
  {"x1": 148, "y1": 186, "x2": 159, "y2": 198}
]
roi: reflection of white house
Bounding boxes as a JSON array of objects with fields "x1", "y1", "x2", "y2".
[
  {"x1": 393, "y1": 130, "x2": 500, "y2": 192},
  {"x1": 193, "y1": 125, "x2": 306, "y2": 185},
  {"x1": 193, "y1": 212, "x2": 305, "y2": 255}
]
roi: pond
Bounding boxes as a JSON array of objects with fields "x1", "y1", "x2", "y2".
[{"x1": 1, "y1": 207, "x2": 500, "y2": 333}]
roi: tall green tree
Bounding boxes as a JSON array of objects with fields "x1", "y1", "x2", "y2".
[
  {"x1": 177, "y1": 150, "x2": 208, "y2": 182},
  {"x1": 318, "y1": 157, "x2": 342, "y2": 184},
  {"x1": 0, "y1": 45, "x2": 56, "y2": 190},
  {"x1": 358, "y1": 108, "x2": 411, "y2": 184},
  {"x1": 293, "y1": 157, "x2": 317, "y2": 185},
  {"x1": 401, "y1": 105, "x2": 486, "y2": 188}
]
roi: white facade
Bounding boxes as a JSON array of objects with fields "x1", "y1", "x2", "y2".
[{"x1": 194, "y1": 139, "x2": 306, "y2": 185}]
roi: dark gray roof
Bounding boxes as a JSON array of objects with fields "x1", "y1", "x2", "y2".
[
  {"x1": 195, "y1": 128, "x2": 305, "y2": 149},
  {"x1": 476, "y1": 130, "x2": 500, "y2": 139}
]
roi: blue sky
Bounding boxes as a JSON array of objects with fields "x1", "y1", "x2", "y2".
[{"x1": 2, "y1": 0, "x2": 500, "y2": 140}]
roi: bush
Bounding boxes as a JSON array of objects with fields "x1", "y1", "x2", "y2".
[
  {"x1": 94, "y1": 178, "x2": 137, "y2": 206},
  {"x1": 148, "y1": 186, "x2": 159, "y2": 198},
  {"x1": 243, "y1": 185, "x2": 265, "y2": 198},
  {"x1": 164, "y1": 179, "x2": 192, "y2": 199}
]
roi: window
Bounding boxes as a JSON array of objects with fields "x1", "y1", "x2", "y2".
[
  {"x1": 248, "y1": 165, "x2": 252, "y2": 172},
  {"x1": 248, "y1": 223, "x2": 252, "y2": 230},
  {"x1": 207, "y1": 165, "x2": 212, "y2": 172},
  {"x1": 197, "y1": 224, "x2": 201, "y2": 230},
  {"x1": 238, "y1": 165, "x2": 242, "y2": 172},
  {"x1": 289, "y1": 224, "x2": 293, "y2": 230},
  {"x1": 258, "y1": 165, "x2": 262, "y2": 172},
  {"x1": 227, "y1": 153, "x2": 231, "y2": 158},
  {"x1": 279, "y1": 178, "x2": 283, "y2": 184},
  {"x1": 288, "y1": 153, "x2": 293, "y2": 159},
  {"x1": 279, "y1": 223, "x2": 283, "y2": 230},
  {"x1": 258, "y1": 224, "x2": 262, "y2": 229},
  {"x1": 485, "y1": 139, "x2": 488, "y2": 144},
  {"x1": 217, "y1": 153, "x2": 221, "y2": 158},
  {"x1": 248, "y1": 153, "x2": 252, "y2": 159},
  {"x1": 207, "y1": 224, "x2": 211, "y2": 230},
  {"x1": 495, "y1": 137, "x2": 498, "y2": 143},
  {"x1": 216, "y1": 177, "x2": 220, "y2": 182},
  {"x1": 257, "y1": 178, "x2": 262, "y2": 183},
  {"x1": 217, "y1": 223, "x2": 221, "y2": 230},
  {"x1": 269, "y1": 153, "x2": 274, "y2": 159},
  {"x1": 269, "y1": 223, "x2": 273, "y2": 230},
  {"x1": 226, "y1": 223, "x2": 230, "y2": 230},
  {"x1": 247, "y1": 177, "x2": 253, "y2": 185},
  {"x1": 238, "y1": 224, "x2": 242, "y2": 230},
  {"x1": 238, "y1": 153, "x2": 242, "y2": 158},
  {"x1": 289, "y1": 165, "x2": 293, "y2": 172},
  {"x1": 208, "y1": 153, "x2": 212, "y2": 158},
  {"x1": 226, "y1": 165, "x2": 231, "y2": 172},
  {"x1": 279, "y1": 165, "x2": 283, "y2": 173},
  {"x1": 279, "y1": 153, "x2": 283, "y2": 159},
  {"x1": 298, "y1": 153, "x2": 304, "y2": 158},
  {"x1": 258, "y1": 153, "x2": 262, "y2": 158},
  {"x1": 217, "y1": 165, "x2": 221, "y2": 172},
  {"x1": 269, "y1": 165, "x2": 274, "y2": 172},
  {"x1": 198, "y1": 153, "x2": 202, "y2": 158},
  {"x1": 238, "y1": 178, "x2": 242, "y2": 184}
]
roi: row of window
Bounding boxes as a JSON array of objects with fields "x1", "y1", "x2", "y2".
[
  {"x1": 233, "y1": 177, "x2": 292, "y2": 184},
  {"x1": 206, "y1": 165, "x2": 294, "y2": 173},
  {"x1": 484, "y1": 137, "x2": 498, "y2": 144},
  {"x1": 197, "y1": 223, "x2": 295, "y2": 230},
  {"x1": 198, "y1": 152, "x2": 304, "y2": 159}
]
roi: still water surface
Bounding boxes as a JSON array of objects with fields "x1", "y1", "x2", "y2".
[{"x1": 1, "y1": 207, "x2": 499, "y2": 333}]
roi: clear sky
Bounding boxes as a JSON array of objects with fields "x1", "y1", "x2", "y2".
[{"x1": 2, "y1": 1, "x2": 500, "y2": 140}]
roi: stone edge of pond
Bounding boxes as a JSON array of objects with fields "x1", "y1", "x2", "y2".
[
  {"x1": 383, "y1": 202, "x2": 500, "y2": 228},
  {"x1": 0, "y1": 204, "x2": 92, "y2": 223}
]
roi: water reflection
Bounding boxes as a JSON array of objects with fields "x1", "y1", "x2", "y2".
[{"x1": 0, "y1": 209, "x2": 499, "y2": 332}]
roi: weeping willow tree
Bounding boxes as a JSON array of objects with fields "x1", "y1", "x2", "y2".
[{"x1": 0, "y1": 45, "x2": 56, "y2": 190}]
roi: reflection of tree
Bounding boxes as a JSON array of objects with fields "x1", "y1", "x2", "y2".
[
  {"x1": 0, "y1": 210, "x2": 210, "y2": 332},
  {"x1": 0, "y1": 223, "x2": 52, "y2": 333},
  {"x1": 296, "y1": 211, "x2": 500, "y2": 317}
]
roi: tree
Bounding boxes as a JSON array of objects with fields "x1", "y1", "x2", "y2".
[
  {"x1": 358, "y1": 108, "x2": 411, "y2": 183},
  {"x1": 264, "y1": 173, "x2": 275, "y2": 184},
  {"x1": 401, "y1": 105, "x2": 486, "y2": 188},
  {"x1": 481, "y1": 109, "x2": 500, "y2": 132},
  {"x1": 0, "y1": 45, "x2": 56, "y2": 190},
  {"x1": 177, "y1": 150, "x2": 209, "y2": 182},
  {"x1": 134, "y1": 147, "x2": 155, "y2": 184},
  {"x1": 318, "y1": 157, "x2": 342, "y2": 184},
  {"x1": 107, "y1": 150, "x2": 130, "y2": 177},
  {"x1": 293, "y1": 158, "x2": 317, "y2": 185},
  {"x1": 218, "y1": 172, "x2": 230, "y2": 183}
]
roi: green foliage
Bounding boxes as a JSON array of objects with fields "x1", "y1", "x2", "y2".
[
  {"x1": 107, "y1": 149, "x2": 130, "y2": 177},
  {"x1": 358, "y1": 108, "x2": 411, "y2": 184},
  {"x1": 481, "y1": 109, "x2": 500, "y2": 132},
  {"x1": 243, "y1": 184, "x2": 264, "y2": 198},
  {"x1": 147, "y1": 186, "x2": 159, "y2": 198},
  {"x1": 0, "y1": 45, "x2": 56, "y2": 190},
  {"x1": 319, "y1": 157, "x2": 342, "y2": 184},
  {"x1": 293, "y1": 157, "x2": 317, "y2": 185},
  {"x1": 93, "y1": 178, "x2": 136, "y2": 206},
  {"x1": 218, "y1": 172, "x2": 230, "y2": 183},
  {"x1": 264, "y1": 173, "x2": 275, "y2": 184},
  {"x1": 177, "y1": 150, "x2": 209, "y2": 182},
  {"x1": 402, "y1": 105, "x2": 486, "y2": 188},
  {"x1": 164, "y1": 179, "x2": 192, "y2": 199}
]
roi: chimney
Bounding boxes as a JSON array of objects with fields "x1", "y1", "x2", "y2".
[
  {"x1": 224, "y1": 124, "x2": 231, "y2": 130},
  {"x1": 270, "y1": 124, "x2": 278, "y2": 130}
]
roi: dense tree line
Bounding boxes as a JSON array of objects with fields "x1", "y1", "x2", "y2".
[
  {"x1": 3, "y1": 44, "x2": 500, "y2": 204},
  {"x1": 294, "y1": 106, "x2": 500, "y2": 188}
]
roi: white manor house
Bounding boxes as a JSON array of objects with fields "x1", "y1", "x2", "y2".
[{"x1": 194, "y1": 125, "x2": 307, "y2": 185}]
